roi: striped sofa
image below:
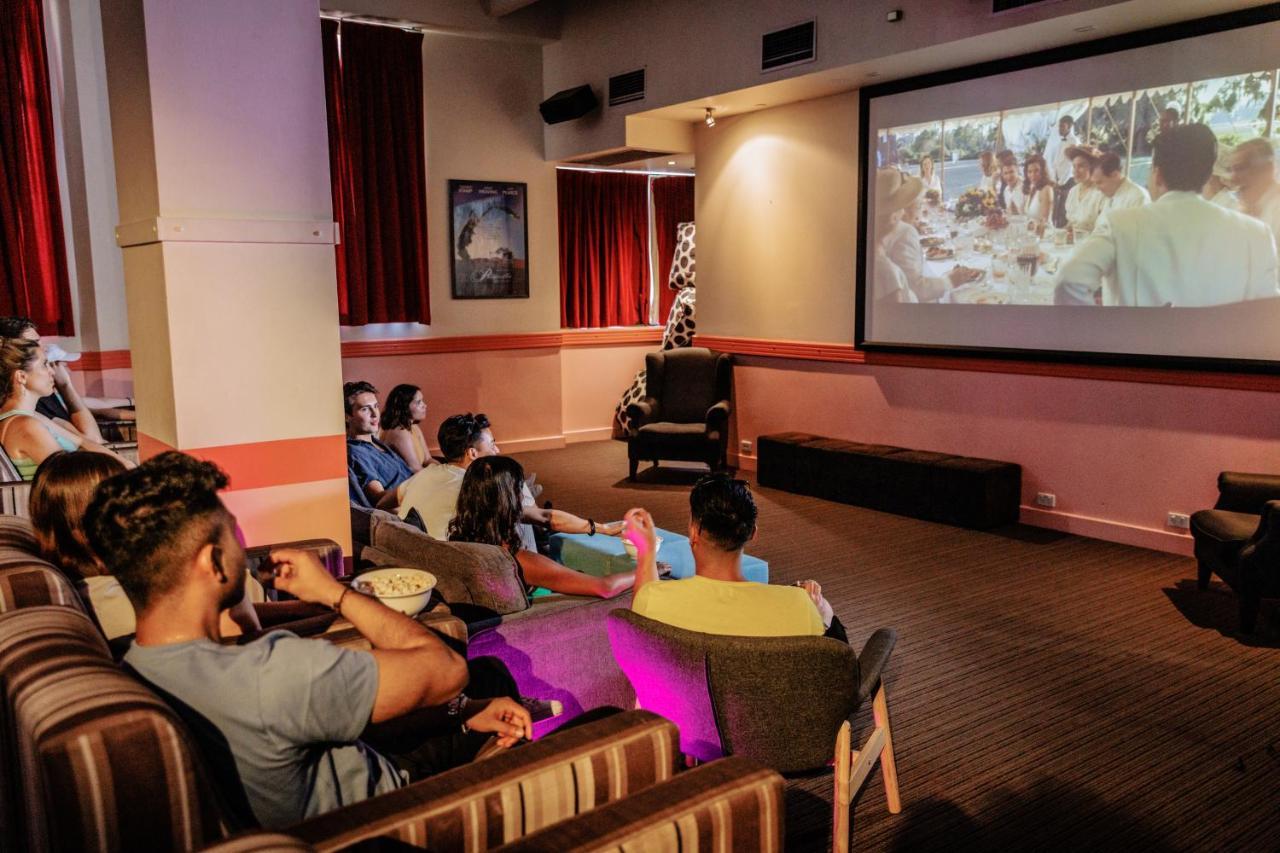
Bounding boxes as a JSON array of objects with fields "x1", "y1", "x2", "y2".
[{"x1": 0, "y1": 516, "x2": 785, "y2": 852}]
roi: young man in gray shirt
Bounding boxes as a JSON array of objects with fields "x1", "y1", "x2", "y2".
[{"x1": 85, "y1": 452, "x2": 532, "y2": 828}]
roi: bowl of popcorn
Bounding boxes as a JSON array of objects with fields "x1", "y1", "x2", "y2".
[
  {"x1": 622, "y1": 534, "x2": 663, "y2": 562},
  {"x1": 352, "y1": 568, "x2": 437, "y2": 616}
]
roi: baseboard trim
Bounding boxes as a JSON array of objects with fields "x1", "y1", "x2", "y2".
[
  {"x1": 565, "y1": 427, "x2": 614, "y2": 444},
  {"x1": 729, "y1": 452, "x2": 758, "y2": 472},
  {"x1": 501, "y1": 435, "x2": 568, "y2": 453},
  {"x1": 1018, "y1": 505, "x2": 1193, "y2": 556}
]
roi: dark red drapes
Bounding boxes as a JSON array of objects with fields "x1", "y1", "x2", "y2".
[
  {"x1": 322, "y1": 20, "x2": 430, "y2": 326},
  {"x1": 651, "y1": 176, "x2": 694, "y2": 323},
  {"x1": 558, "y1": 169, "x2": 650, "y2": 328},
  {"x1": 0, "y1": 0, "x2": 73, "y2": 335}
]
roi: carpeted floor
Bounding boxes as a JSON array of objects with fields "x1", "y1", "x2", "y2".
[{"x1": 515, "y1": 440, "x2": 1280, "y2": 852}]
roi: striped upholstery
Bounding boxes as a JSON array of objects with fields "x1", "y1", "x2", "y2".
[
  {"x1": 0, "y1": 447, "x2": 27, "y2": 519},
  {"x1": 320, "y1": 609, "x2": 468, "y2": 651},
  {"x1": 0, "y1": 606, "x2": 227, "y2": 852},
  {"x1": 290, "y1": 710, "x2": 681, "y2": 852},
  {"x1": 495, "y1": 757, "x2": 785, "y2": 853},
  {"x1": 199, "y1": 834, "x2": 315, "y2": 853},
  {"x1": 0, "y1": 516, "x2": 36, "y2": 551},
  {"x1": 0, "y1": 561, "x2": 81, "y2": 614}
]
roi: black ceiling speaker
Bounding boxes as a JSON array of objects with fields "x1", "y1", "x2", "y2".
[{"x1": 539, "y1": 85, "x2": 599, "y2": 124}]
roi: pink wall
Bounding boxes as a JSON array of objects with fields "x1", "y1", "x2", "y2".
[
  {"x1": 341, "y1": 342, "x2": 650, "y2": 453},
  {"x1": 730, "y1": 357, "x2": 1280, "y2": 555}
]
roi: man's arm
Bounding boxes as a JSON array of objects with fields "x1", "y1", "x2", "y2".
[
  {"x1": 267, "y1": 548, "x2": 468, "y2": 723},
  {"x1": 1055, "y1": 222, "x2": 1116, "y2": 305}
]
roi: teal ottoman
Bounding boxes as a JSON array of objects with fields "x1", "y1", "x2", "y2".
[{"x1": 551, "y1": 527, "x2": 769, "y2": 583}]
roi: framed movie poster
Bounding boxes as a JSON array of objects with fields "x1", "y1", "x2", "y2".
[{"x1": 448, "y1": 180, "x2": 529, "y2": 299}]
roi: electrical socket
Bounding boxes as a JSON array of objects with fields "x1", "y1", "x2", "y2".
[
  {"x1": 1167, "y1": 512, "x2": 1190, "y2": 529},
  {"x1": 739, "y1": 440, "x2": 753, "y2": 455},
  {"x1": 1035, "y1": 492, "x2": 1056, "y2": 508}
]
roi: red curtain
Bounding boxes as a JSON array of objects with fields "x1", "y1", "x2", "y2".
[
  {"x1": 0, "y1": 0, "x2": 74, "y2": 335},
  {"x1": 322, "y1": 21, "x2": 430, "y2": 326},
  {"x1": 651, "y1": 176, "x2": 694, "y2": 323},
  {"x1": 558, "y1": 169, "x2": 650, "y2": 328}
]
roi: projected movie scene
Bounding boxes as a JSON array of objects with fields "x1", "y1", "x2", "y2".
[
  {"x1": 874, "y1": 75, "x2": 1279, "y2": 308},
  {"x1": 860, "y1": 9, "x2": 1280, "y2": 367}
]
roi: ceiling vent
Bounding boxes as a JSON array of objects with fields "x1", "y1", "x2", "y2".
[
  {"x1": 608, "y1": 68, "x2": 646, "y2": 106},
  {"x1": 762, "y1": 20, "x2": 815, "y2": 72},
  {"x1": 564, "y1": 148, "x2": 670, "y2": 167},
  {"x1": 993, "y1": 0, "x2": 1059, "y2": 13}
]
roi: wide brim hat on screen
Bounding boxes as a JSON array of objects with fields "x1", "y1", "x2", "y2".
[
  {"x1": 1211, "y1": 150, "x2": 1233, "y2": 181},
  {"x1": 1063, "y1": 145, "x2": 1101, "y2": 164},
  {"x1": 875, "y1": 169, "x2": 924, "y2": 231},
  {"x1": 43, "y1": 343, "x2": 81, "y2": 364}
]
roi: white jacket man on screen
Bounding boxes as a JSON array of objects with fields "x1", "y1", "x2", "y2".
[{"x1": 1055, "y1": 124, "x2": 1279, "y2": 308}]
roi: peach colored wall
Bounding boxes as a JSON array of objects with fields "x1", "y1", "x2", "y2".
[
  {"x1": 697, "y1": 93, "x2": 1280, "y2": 556},
  {"x1": 561, "y1": 343, "x2": 653, "y2": 441},
  {"x1": 342, "y1": 341, "x2": 651, "y2": 452}
]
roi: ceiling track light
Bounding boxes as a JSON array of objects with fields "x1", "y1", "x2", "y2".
[{"x1": 704, "y1": 107, "x2": 716, "y2": 128}]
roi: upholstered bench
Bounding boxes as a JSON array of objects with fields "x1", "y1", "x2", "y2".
[
  {"x1": 552, "y1": 527, "x2": 770, "y2": 583},
  {"x1": 757, "y1": 433, "x2": 1021, "y2": 529}
]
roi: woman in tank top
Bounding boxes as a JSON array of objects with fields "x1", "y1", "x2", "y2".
[
  {"x1": 379, "y1": 383, "x2": 434, "y2": 473},
  {"x1": 0, "y1": 338, "x2": 131, "y2": 479}
]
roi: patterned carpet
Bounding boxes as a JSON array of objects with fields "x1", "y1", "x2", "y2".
[{"x1": 515, "y1": 440, "x2": 1280, "y2": 852}]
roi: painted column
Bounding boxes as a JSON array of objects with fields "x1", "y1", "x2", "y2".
[{"x1": 100, "y1": 0, "x2": 350, "y2": 551}]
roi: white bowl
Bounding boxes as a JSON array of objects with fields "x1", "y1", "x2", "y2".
[
  {"x1": 352, "y1": 567, "x2": 436, "y2": 616},
  {"x1": 622, "y1": 535, "x2": 663, "y2": 562}
]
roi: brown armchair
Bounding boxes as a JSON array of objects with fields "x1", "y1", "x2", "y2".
[
  {"x1": 1191, "y1": 471, "x2": 1280, "y2": 633},
  {"x1": 625, "y1": 347, "x2": 732, "y2": 480},
  {"x1": 607, "y1": 609, "x2": 900, "y2": 853}
]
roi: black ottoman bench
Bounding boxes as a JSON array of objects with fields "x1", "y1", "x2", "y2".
[{"x1": 757, "y1": 433, "x2": 1021, "y2": 529}]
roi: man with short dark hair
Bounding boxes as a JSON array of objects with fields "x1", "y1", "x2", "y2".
[
  {"x1": 345, "y1": 380, "x2": 412, "y2": 508},
  {"x1": 1045, "y1": 114, "x2": 1080, "y2": 188},
  {"x1": 1090, "y1": 151, "x2": 1150, "y2": 216},
  {"x1": 627, "y1": 473, "x2": 842, "y2": 639},
  {"x1": 1057, "y1": 123, "x2": 1278, "y2": 307},
  {"x1": 85, "y1": 451, "x2": 531, "y2": 828}
]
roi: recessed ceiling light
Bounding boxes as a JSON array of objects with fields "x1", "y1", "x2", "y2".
[
  {"x1": 667, "y1": 160, "x2": 676, "y2": 165},
  {"x1": 755, "y1": 103, "x2": 768, "y2": 108},
  {"x1": 867, "y1": 71, "x2": 880, "y2": 78},
  {"x1": 1073, "y1": 24, "x2": 1095, "y2": 33}
]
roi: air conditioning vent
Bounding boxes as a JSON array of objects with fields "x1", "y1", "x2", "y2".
[
  {"x1": 608, "y1": 69, "x2": 645, "y2": 106},
  {"x1": 993, "y1": 0, "x2": 1058, "y2": 12},
  {"x1": 762, "y1": 20, "x2": 815, "y2": 72}
]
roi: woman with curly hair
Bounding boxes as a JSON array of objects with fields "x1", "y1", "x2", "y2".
[
  {"x1": 380, "y1": 384, "x2": 433, "y2": 472},
  {"x1": 448, "y1": 455, "x2": 635, "y2": 599},
  {"x1": 1018, "y1": 153, "x2": 1055, "y2": 223}
]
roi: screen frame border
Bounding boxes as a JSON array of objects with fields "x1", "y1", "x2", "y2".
[{"x1": 855, "y1": 2, "x2": 1280, "y2": 375}]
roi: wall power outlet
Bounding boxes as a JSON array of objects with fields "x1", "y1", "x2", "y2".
[
  {"x1": 1167, "y1": 512, "x2": 1190, "y2": 529},
  {"x1": 739, "y1": 440, "x2": 754, "y2": 455},
  {"x1": 1035, "y1": 492, "x2": 1056, "y2": 508}
]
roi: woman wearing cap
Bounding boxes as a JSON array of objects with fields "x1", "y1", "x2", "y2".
[
  {"x1": 879, "y1": 170, "x2": 972, "y2": 302},
  {"x1": 0, "y1": 339, "x2": 131, "y2": 480}
]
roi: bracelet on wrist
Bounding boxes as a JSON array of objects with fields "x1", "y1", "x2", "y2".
[
  {"x1": 332, "y1": 585, "x2": 351, "y2": 613},
  {"x1": 588, "y1": 518, "x2": 596, "y2": 536}
]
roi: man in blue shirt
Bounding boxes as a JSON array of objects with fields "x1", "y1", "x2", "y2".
[
  {"x1": 345, "y1": 380, "x2": 413, "y2": 508},
  {"x1": 85, "y1": 451, "x2": 532, "y2": 828}
]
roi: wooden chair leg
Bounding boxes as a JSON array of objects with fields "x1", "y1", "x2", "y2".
[
  {"x1": 873, "y1": 683, "x2": 902, "y2": 814},
  {"x1": 628, "y1": 457, "x2": 638, "y2": 480},
  {"x1": 832, "y1": 721, "x2": 852, "y2": 853}
]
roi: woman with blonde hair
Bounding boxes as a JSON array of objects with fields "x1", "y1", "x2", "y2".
[{"x1": 0, "y1": 338, "x2": 129, "y2": 479}]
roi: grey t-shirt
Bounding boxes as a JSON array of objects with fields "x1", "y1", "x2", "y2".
[{"x1": 125, "y1": 631, "x2": 405, "y2": 828}]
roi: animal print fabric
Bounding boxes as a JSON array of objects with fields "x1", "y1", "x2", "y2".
[{"x1": 616, "y1": 223, "x2": 697, "y2": 435}]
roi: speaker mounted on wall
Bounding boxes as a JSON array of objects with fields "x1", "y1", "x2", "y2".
[{"x1": 539, "y1": 85, "x2": 599, "y2": 124}]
